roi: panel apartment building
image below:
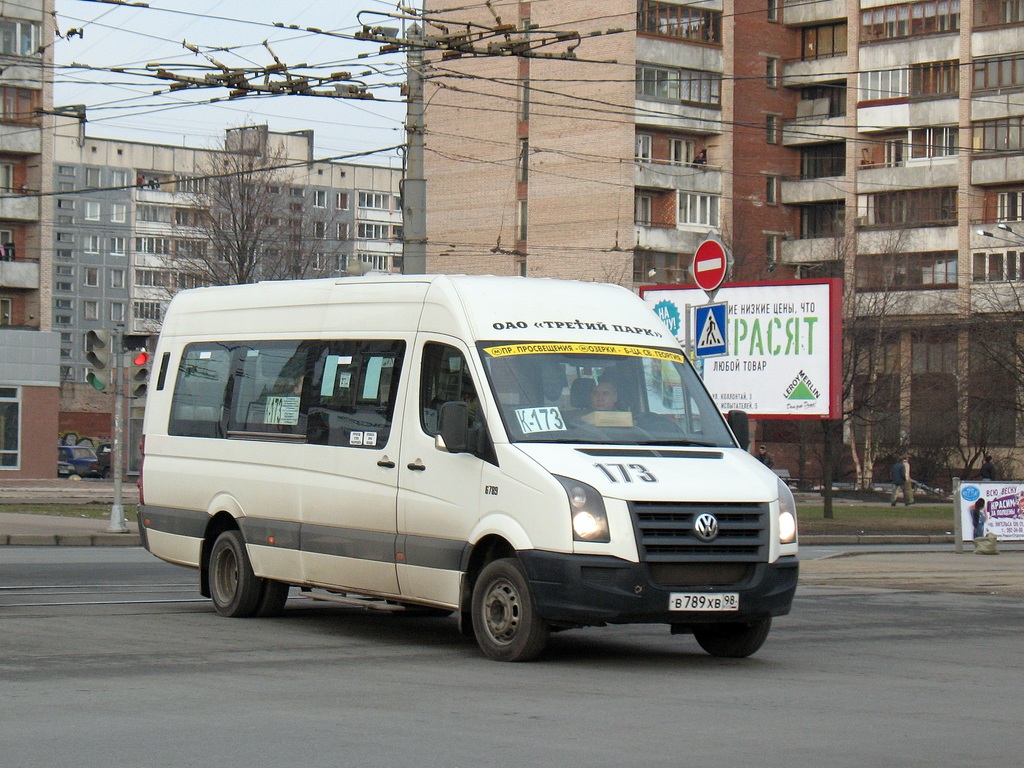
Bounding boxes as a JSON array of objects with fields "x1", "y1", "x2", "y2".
[
  {"x1": 421, "y1": 0, "x2": 1024, "y2": 482},
  {"x1": 52, "y1": 119, "x2": 403, "y2": 461},
  {"x1": 0, "y1": 0, "x2": 58, "y2": 479}
]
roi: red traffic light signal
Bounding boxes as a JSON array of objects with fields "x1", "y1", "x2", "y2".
[{"x1": 133, "y1": 350, "x2": 150, "y2": 367}]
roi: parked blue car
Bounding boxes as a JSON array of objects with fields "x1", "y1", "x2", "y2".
[{"x1": 58, "y1": 445, "x2": 100, "y2": 478}]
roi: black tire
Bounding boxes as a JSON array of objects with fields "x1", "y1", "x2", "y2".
[
  {"x1": 693, "y1": 617, "x2": 772, "y2": 658},
  {"x1": 254, "y1": 579, "x2": 290, "y2": 617},
  {"x1": 209, "y1": 530, "x2": 263, "y2": 618},
  {"x1": 471, "y1": 558, "x2": 549, "y2": 662}
]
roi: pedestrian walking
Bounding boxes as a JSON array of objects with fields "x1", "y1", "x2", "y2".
[
  {"x1": 890, "y1": 455, "x2": 913, "y2": 506},
  {"x1": 981, "y1": 455, "x2": 996, "y2": 481},
  {"x1": 756, "y1": 444, "x2": 774, "y2": 468}
]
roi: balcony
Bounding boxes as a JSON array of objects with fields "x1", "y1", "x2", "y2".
[
  {"x1": 782, "y1": 115, "x2": 846, "y2": 147},
  {"x1": 635, "y1": 161, "x2": 721, "y2": 195},
  {"x1": 0, "y1": 123, "x2": 41, "y2": 154},
  {"x1": 0, "y1": 259, "x2": 39, "y2": 289},
  {"x1": 783, "y1": 0, "x2": 845, "y2": 25},
  {"x1": 858, "y1": 158, "x2": 958, "y2": 194},
  {"x1": 973, "y1": 153, "x2": 1024, "y2": 186},
  {"x1": 779, "y1": 236, "x2": 842, "y2": 265},
  {"x1": 782, "y1": 56, "x2": 847, "y2": 87},
  {"x1": 635, "y1": 224, "x2": 707, "y2": 254},
  {"x1": 635, "y1": 97, "x2": 723, "y2": 135},
  {"x1": 0, "y1": 194, "x2": 39, "y2": 222},
  {"x1": 781, "y1": 177, "x2": 844, "y2": 205}
]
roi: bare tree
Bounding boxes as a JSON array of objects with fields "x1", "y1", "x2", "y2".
[{"x1": 172, "y1": 136, "x2": 342, "y2": 286}]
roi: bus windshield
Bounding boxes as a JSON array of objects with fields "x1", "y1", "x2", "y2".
[{"x1": 478, "y1": 342, "x2": 735, "y2": 447}]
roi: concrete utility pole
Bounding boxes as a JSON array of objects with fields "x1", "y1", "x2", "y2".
[
  {"x1": 402, "y1": 21, "x2": 427, "y2": 274},
  {"x1": 108, "y1": 328, "x2": 128, "y2": 533}
]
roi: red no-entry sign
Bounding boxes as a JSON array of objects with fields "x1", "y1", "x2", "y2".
[{"x1": 691, "y1": 237, "x2": 730, "y2": 294}]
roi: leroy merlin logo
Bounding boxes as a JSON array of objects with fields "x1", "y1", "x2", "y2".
[{"x1": 785, "y1": 370, "x2": 820, "y2": 401}]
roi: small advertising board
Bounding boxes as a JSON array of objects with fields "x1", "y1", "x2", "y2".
[
  {"x1": 641, "y1": 279, "x2": 842, "y2": 419},
  {"x1": 959, "y1": 482, "x2": 1024, "y2": 542}
]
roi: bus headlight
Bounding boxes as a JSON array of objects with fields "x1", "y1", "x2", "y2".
[
  {"x1": 778, "y1": 477, "x2": 798, "y2": 544},
  {"x1": 556, "y1": 476, "x2": 610, "y2": 543}
]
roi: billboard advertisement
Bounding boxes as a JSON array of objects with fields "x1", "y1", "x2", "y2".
[
  {"x1": 640, "y1": 280, "x2": 842, "y2": 419},
  {"x1": 959, "y1": 482, "x2": 1024, "y2": 542}
]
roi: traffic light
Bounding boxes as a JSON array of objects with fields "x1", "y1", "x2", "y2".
[
  {"x1": 131, "y1": 348, "x2": 152, "y2": 400},
  {"x1": 85, "y1": 329, "x2": 111, "y2": 391}
]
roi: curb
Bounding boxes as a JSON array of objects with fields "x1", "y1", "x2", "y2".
[{"x1": 1, "y1": 533, "x2": 141, "y2": 547}]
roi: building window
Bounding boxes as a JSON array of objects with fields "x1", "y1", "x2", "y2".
[
  {"x1": 83, "y1": 267, "x2": 99, "y2": 287},
  {"x1": 136, "y1": 236, "x2": 170, "y2": 254},
  {"x1": 766, "y1": 114, "x2": 780, "y2": 144},
  {"x1": 973, "y1": 250, "x2": 1023, "y2": 282},
  {"x1": 975, "y1": 0, "x2": 1024, "y2": 26},
  {"x1": 678, "y1": 192, "x2": 719, "y2": 227},
  {"x1": 911, "y1": 60, "x2": 958, "y2": 98},
  {"x1": 313, "y1": 221, "x2": 326, "y2": 239},
  {"x1": 909, "y1": 126, "x2": 958, "y2": 159},
  {"x1": 636, "y1": 64, "x2": 721, "y2": 107},
  {"x1": 519, "y1": 137, "x2": 530, "y2": 181},
  {"x1": 357, "y1": 222, "x2": 390, "y2": 240},
  {"x1": 84, "y1": 201, "x2": 100, "y2": 221},
  {"x1": 766, "y1": 175, "x2": 779, "y2": 205},
  {"x1": 313, "y1": 190, "x2": 327, "y2": 208},
  {"x1": 336, "y1": 192, "x2": 349, "y2": 209},
  {"x1": 110, "y1": 268, "x2": 125, "y2": 288},
  {"x1": 84, "y1": 235, "x2": 100, "y2": 253},
  {"x1": 802, "y1": 23, "x2": 848, "y2": 60},
  {"x1": 856, "y1": 251, "x2": 958, "y2": 290},
  {"x1": 110, "y1": 237, "x2": 126, "y2": 255},
  {"x1": 974, "y1": 53, "x2": 1024, "y2": 91},
  {"x1": 134, "y1": 301, "x2": 163, "y2": 322},
  {"x1": 0, "y1": 20, "x2": 41, "y2": 57},
  {"x1": 766, "y1": 234, "x2": 782, "y2": 269},
  {"x1": 859, "y1": 68, "x2": 910, "y2": 102},
  {"x1": 85, "y1": 168, "x2": 100, "y2": 187},
  {"x1": 0, "y1": 298, "x2": 11, "y2": 326},
  {"x1": 518, "y1": 199, "x2": 528, "y2": 241},
  {"x1": 996, "y1": 190, "x2": 1024, "y2": 221},
  {"x1": 800, "y1": 202, "x2": 845, "y2": 238},
  {"x1": 669, "y1": 138, "x2": 694, "y2": 165},
  {"x1": 637, "y1": 1, "x2": 722, "y2": 43},
  {"x1": 110, "y1": 303, "x2": 125, "y2": 322},
  {"x1": 767, "y1": 0, "x2": 779, "y2": 22},
  {"x1": 0, "y1": 163, "x2": 13, "y2": 193},
  {"x1": 337, "y1": 222, "x2": 349, "y2": 239},
  {"x1": 56, "y1": 232, "x2": 74, "y2": 243},
  {"x1": 0, "y1": 386, "x2": 20, "y2": 469},
  {"x1": 290, "y1": 187, "x2": 304, "y2": 198},
  {"x1": 635, "y1": 134, "x2": 653, "y2": 161},
  {"x1": 861, "y1": 2, "x2": 961, "y2": 43},
  {"x1": 863, "y1": 188, "x2": 957, "y2": 226},
  {"x1": 635, "y1": 193, "x2": 653, "y2": 226},
  {"x1": 84, "y1": 300, "x2": 99, "y2": 321},
  {"x1": 766, "y1": 57, "x2": 780, "y2": 88},
  {"x1": 358, "y1": 191, "x2": 390, "y2": 210},
  {"x1": 110, "y1": 203, "x2": 127, "y2": 223},
  {"x1": 801, "y1": 143, "x2": 846, "y2": 178},
  {"x1": 975, "y1": 115, "x2": 1024, "y2": 153}
]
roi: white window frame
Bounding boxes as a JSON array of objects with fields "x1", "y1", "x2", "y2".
[{"x1": 635, "y1": 134, "x2": 653, "y2": 161}]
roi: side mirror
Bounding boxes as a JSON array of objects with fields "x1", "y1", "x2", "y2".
[
  {"x1": 436, "y1": 401, "x2": 469, "y2": 453},
  {"x1": 726, "y1": 409, "x2": 749, "y2": 450}
]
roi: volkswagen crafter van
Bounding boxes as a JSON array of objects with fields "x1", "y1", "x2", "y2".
[{"x1": 138, "y1": 275, "x2": 798, "y2": 661}]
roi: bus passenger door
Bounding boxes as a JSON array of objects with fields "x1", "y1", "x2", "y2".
[{"x1": 299, "y1": 339, "x2": 407, "y2": 595}]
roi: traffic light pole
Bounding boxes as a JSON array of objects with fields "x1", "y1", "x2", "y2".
[{"x1": 108, "y1": 327, "x2": 128, "y2": 533}]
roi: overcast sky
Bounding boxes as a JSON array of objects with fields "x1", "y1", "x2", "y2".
[{"x1": 53, "y1": 1, "x2": 410, "y2": 165}]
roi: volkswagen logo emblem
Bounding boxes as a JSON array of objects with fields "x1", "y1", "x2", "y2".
[{"x1": 693, "y1": 513, "x2": 719, "y2": 542}]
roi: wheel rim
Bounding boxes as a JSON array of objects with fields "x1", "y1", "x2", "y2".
[
  {"x1": 213, "y1": 545, "x2": 238, "y2": 604},
  {"x1": 482, "y1": 577, "x2": 521, "y2": 645}
]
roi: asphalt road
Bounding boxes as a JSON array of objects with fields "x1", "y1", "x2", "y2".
[{"x1": 1, "y1": 548, "x2": 1020, "y2": 767}]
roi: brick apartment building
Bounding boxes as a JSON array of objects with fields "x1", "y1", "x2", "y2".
[
  {"x1": 420, "y1": 0, "x2": 1024, "y2": 484},
  {"x1": 0, "y1": 0, "x2": 58, "y2": 479}
]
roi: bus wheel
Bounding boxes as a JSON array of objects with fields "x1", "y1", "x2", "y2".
[
  {"x1": 254, "y1": 580, "x2": 290, "y2": 617},
  {"x1": 471, "y1": 558, "x2": 549, "y2": 662},
  {"x1": 693, "y1": 617, "x2": 771, "y2": 658},
  {"x1": 209, "y1": 530, "x2": 262, "y2": 618}
]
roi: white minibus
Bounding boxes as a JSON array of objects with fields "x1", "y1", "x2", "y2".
[{"x1": 138, "y1": 275, "x2": 798, "y2": 661}]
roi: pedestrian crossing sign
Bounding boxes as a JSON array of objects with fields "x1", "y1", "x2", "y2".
[{"x1": 694, "y1": 302, "x2": 727, "y2": 357}]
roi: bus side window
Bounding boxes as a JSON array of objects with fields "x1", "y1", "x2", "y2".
[{"x1": 420, "y1": 342, "x2": 479, "y2": 436}]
